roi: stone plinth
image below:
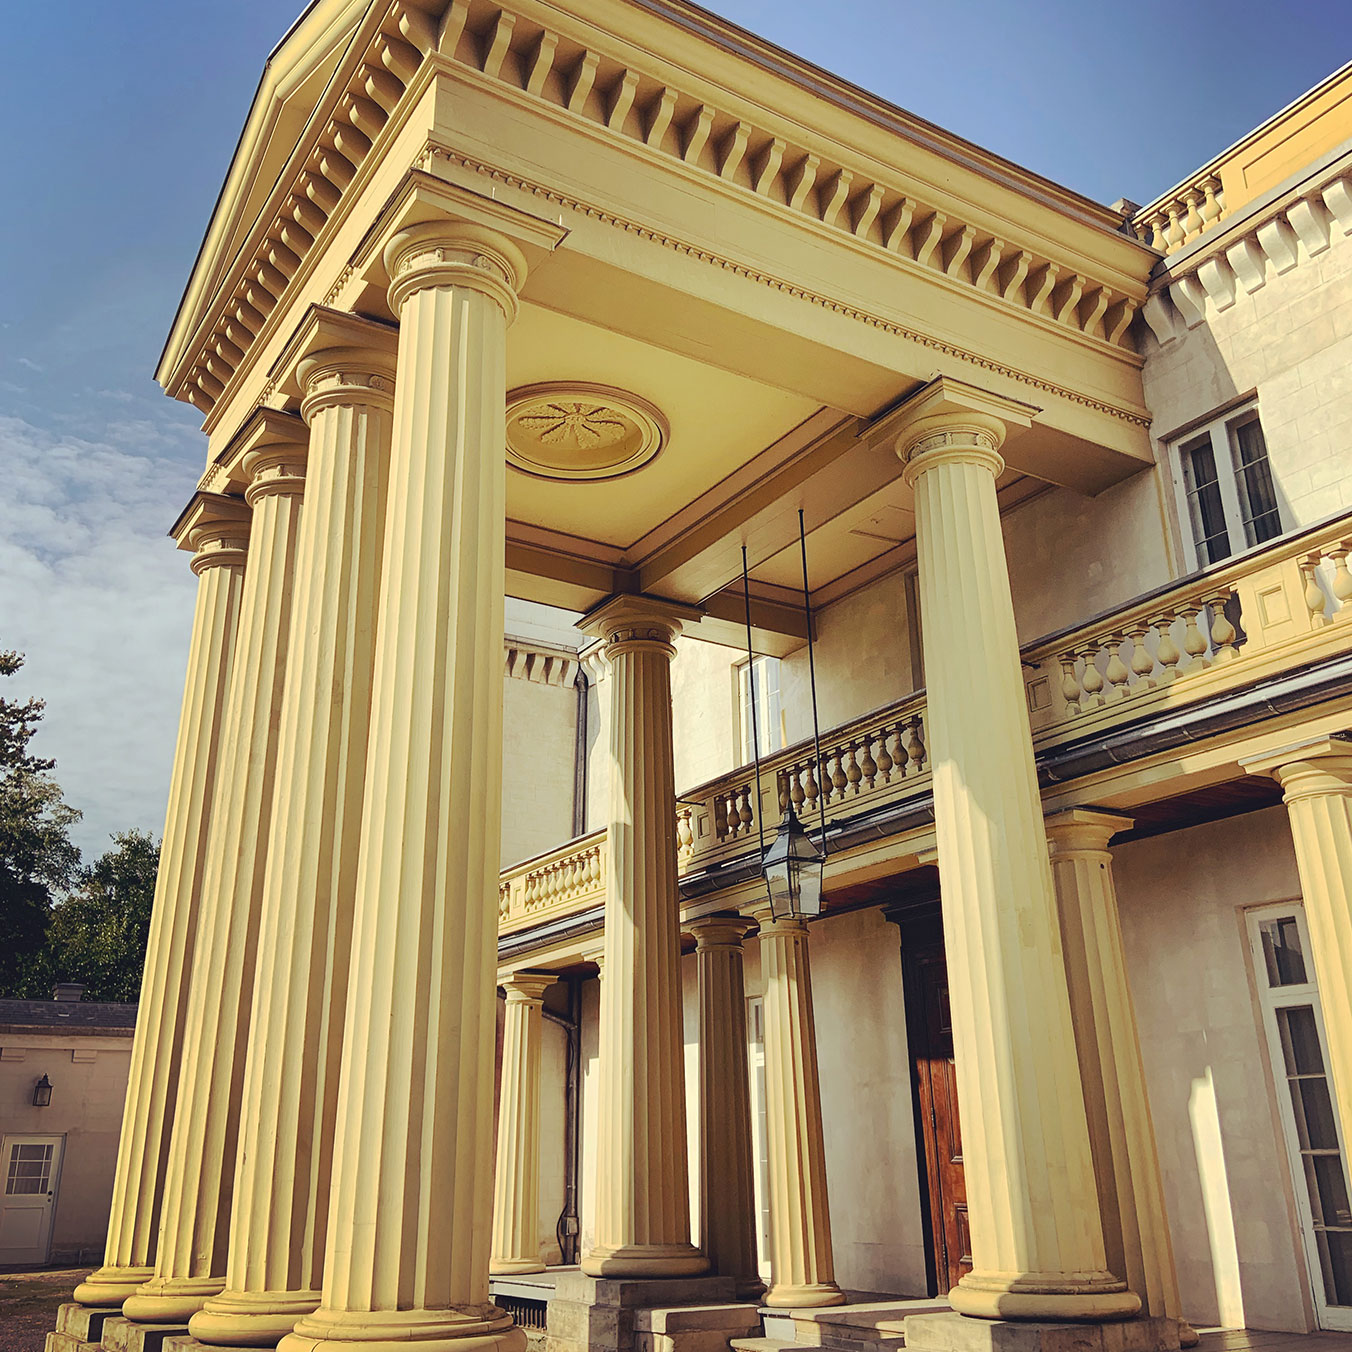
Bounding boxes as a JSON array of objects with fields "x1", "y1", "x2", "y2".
[
  {"x1": 903, "y1": 1313, "x2": 1178, "y2": 1352},
  {"x1": 98, "y1": 1317, "x2": 192, "y2": 1352},
  {"x1": 635, "y1": 1302, "x2": 761, "y2": 1352},
  {"x1": 53, "y1": 1302, "x2": 121, "y2": 1345},
  {"x1": 544, "y1": 1272, "x2": 737, "y2": 1352}
]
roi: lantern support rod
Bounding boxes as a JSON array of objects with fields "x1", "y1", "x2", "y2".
[
  {"x1": 741, "y1": 545, "x2": 768, "y2": 864},
  {"x1": 799, "y1": 509, "x2": 827, "y2": 848}
]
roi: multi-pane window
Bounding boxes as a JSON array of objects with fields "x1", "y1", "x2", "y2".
[
  {"x1": 5, "y1": 1142, "x2": 53, "y2": 1196},
  {"x1": 1249, "y1": 904, "x2": 1352, "y2": 1328},
  {"x1": 737, "y1": 656, "x2": 783, "y2": 765},
  {"x1": 1174, "y1": 407, "x2": 1284, "y2": 567}
]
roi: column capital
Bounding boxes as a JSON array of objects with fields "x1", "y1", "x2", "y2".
[
  {"x1": 580, "y1": 593, "x2": 702, "y2": 654},
  {"x1": 172, "y1": 493, "x2": 252, "y2": 576},
  {"x1": 500, "y1": 971, "x2": 556, "y2": 1004},
  {"x1": 750, "y1": 908, "x2": 809, "y2": 937},
  {"x1": 1242, "y1": 735, "x2": 1352, "y2": 799},
  {"x1": 276, "y1": 306, "x2": 399, "y2": 424},
  {"x1": 384, "y1": 221, "x2": 528, "y2": 321},
  {"x1": 1045, "y1": 808, "x2": 1135, "y2": 857},
  {"x1": 686, "y1": 914, "x2": 754, "y2": 951},
  {"x1": 882, "y1": 376, "x2": 1036, "y2": 486}
]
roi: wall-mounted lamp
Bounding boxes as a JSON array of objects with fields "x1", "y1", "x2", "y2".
[{"x1": 32, "y1": 1074, "x2": 52, "y2": 1108}]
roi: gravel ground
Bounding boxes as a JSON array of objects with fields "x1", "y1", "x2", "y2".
[{"x1": 0, "y1": 1269, "x2": 90, "y2": 1352}]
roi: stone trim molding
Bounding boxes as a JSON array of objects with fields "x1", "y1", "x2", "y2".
[
  {"x1": 504, "y1": 638, "x2": 579, "y2": 688},
  {"x1": 175, "y1": 0, "x2": 1146, "y2": 421},
  {"x1": 1140, "y1": 151, "x2": 1352, "y2": 348}
]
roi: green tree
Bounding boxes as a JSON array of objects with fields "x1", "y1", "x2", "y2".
[
  {"x1": 0, "y1": 651, "x2": 80, "y2": 996},
  {"x1": 41, "y1": 830, "x2": 160, "y2": 1002}
]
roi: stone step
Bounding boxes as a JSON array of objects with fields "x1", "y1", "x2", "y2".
[
  {"x1": 789, "y1": 1301, "x2": 952, "y2": 1352},
  {"x1": 730, "y1": 1339, "x2": 793, "y2": 1352}
]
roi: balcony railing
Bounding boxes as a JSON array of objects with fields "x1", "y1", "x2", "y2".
[{"x1": 498, "y1": 512, "x2": 1352, "y2": 943}]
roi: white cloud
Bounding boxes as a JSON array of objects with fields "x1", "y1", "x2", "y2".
[
  {"x1": 15, "y1": 357, "x2": 44, "y2": 372},
  {"x1": 0, "y1": 413, "x2": 203, "y2": 857}
]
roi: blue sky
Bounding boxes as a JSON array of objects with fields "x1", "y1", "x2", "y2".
[{"x1": 1, "y1": 0, "x2": 1349, "y2": 854}]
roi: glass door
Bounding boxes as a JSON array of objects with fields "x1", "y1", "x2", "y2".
[{"x1": 1248, "y1": 904, "x2": 1352, "y2": 1329}]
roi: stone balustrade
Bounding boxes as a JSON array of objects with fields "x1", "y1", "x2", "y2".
[
  {"x1": 500, "y1": 511, "x2": 1352, "y2": 938},
  {"x1": 1133, "y1": 173, "x2": 1226, "y2": 254}
]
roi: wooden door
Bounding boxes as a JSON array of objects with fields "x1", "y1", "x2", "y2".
[{"x1": 910, "y1": 947, "x2": 971, "y2": 1295}]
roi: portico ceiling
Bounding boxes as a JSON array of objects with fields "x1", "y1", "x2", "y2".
[{"x1": 158, "y1": 0, "x2": 1162, "y2": 642}]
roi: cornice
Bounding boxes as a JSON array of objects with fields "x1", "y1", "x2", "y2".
[
  {"x1": 1139, "y1": 151, "x2": 1352, "y2": 351},
  {"x1": 164, "y1": 0, "x2": 1153, "y2": 432},
  {"x1": 504, "y1": 638, "x2": 580, "y2": 687}
]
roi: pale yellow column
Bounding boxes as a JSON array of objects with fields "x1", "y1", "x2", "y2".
[
  {"x1": 125, "y1": 418, "x2": 308, "y2": 1325},
  {"x1": 581, "y1": 595, "x2": 707, "y2": 1280},
  {"x1": 280, "y1": 221, "x2": 527, "y2": 1352},
  {"x1": 895, "y1": 382, "x2": 1137, "y2": 1321},
  {"x1": 1046, "y1": 810, "x2": 1195, "y2": 1345},
  {"x1": 1246, "y1": 738, "x2": 1352, "y2": 1163},
  {"x1": 74, "y1": 498, "x2": 250, "y2": 1310},
  {"x1": 754, "y1": 911, "x2": 842, "y2": 1309},
  {"x1": 491, "y1": 973, "x2": 557, "y2": 1275},
  {"x1": 689, "y1": 916, "x2": 762, "y2": 1299},
  {"x1": 190, "y1": 323, "x2": 397, "y2": 1348}
]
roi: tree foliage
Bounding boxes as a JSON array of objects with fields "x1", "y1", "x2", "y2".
[
  {"x1": 0, "y1": 651, "x2": 160, "y2": 1001},
  {"x1": 0, "y1": 651, "x2": 81, "y2": 996},
  {"x1": 39, "y1": 831, "x2": 160, "y2": 1002}
]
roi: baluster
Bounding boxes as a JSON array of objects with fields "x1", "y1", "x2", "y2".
[
  {"x1": 789, "y1": 763, "x2": 806, "y2": 813},
  {"x1": 1127, "y1": 623, "x2": 1155, "y2": 689},
  {"x1": 677, "y1": 806, "x2": 694, "y2": 856},
  {"x1": 843, "y1": 741, "x2": 863, "y2": 796},
  {"x1": 738, "y1": 783, "x2": 755, "y2": 835},
  {"x1": 875, "y1": 725, "x2": 894, "y2": 783},
  {"x1": 858, "y1": 734, "x2": 878, "y2": 791},
  {"x1": 777, "y1": 770, "x2": 790, "y2": 813},
  {"x1": 588, "y1": 847, "x2": 602, "y2": 888},
  {"x1": 830, "y1": 748, "x2": 848, "y2": 803},
  {"x1": 1206, "y1": 590, "x2": 1238, "y2": 663},
  {"x1": 1103, "y1": 632, "x2": 1131, "y2": 700},
  {"x1": 1178, "y1": 605, "x2": 1209, "y2": 673},
  {"x1": 1329, "y1": 542, "x2": 1352, "y2": 619},
  {"x1": 713, "y1": 792, "x2": 729, "y2": 841},
  {"x1": 1078, "y1": 642, "x2": 1106, "y2": 706},
  {"x1": 906, "y1": 716, "x2": 926, "y2": 774},
  {"x1": 1153, "y1": 612, "x2": 1182, "y2": 683},
  {"x1": 1059, "y1": 652, "x2": 1082, "y2": 717},
  {"x1": 1301, "y1": 553, "x2": 1328, "y2": 627},
  {"x1": 802, "y1": 760, "x2": 820, "y2": 816}
]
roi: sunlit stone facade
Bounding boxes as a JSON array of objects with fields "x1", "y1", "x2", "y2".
[{"x1": 43, "y1": 11, "x2": 1352, "y2": 1352}]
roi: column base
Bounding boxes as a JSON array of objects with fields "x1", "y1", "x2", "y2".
[
  {"x1": 124, "y1": 1277, "x2": 227, "y2": 1325},
  {"x1": 189, "y1": 1289, "x2": 322, "y2": 1346},
  {"x1": 948, "y1": 1271, "x2": 1140, "y2": 1322},
  {"x1": 763, "y1": 1281, "x2": 845, "y2": 1309},
  {"x1": 581, "y1": 1243, "x2": 709, "y2": 1278},
  {"x1": 905, "y1": 1311, "x2": 1178, "y2": 1352},
  {"x1": 278, "y1": 1302, "x2": 525, "y2": 1352},
  {"x1": 546, "y1": 1272, "x2": 738, "y2": 1352},
  {"x1": 1178, "y1": 1321, "x2": 1199, "y2": 1348},
  {"x1": 74, "y1": 1265, "x2": 157, "y2": 1307},
  {"x1": 97, "y1": 1315, "x2": 194, "y2": 1352},
  {"x1": 488, "y1": 1259, "x2": 546, "y2": 1276}
]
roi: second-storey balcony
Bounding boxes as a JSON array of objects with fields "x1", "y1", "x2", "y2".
[{"x1": 498, "y1": 507, "x2": 1352, "y2": 955}]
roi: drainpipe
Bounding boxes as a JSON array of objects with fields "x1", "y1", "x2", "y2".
[
  {"x1": 545, "y1": 976, "x2": 582, "y2": 1264},
  {"x1": 572, "y1": 662, "x2": 589, "y2": 838}
]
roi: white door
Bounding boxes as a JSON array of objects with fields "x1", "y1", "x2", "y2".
[{"x1": 0, "y1": 1134, "x2": 64, "y2": 1265}]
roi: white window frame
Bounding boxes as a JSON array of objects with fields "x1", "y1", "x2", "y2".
[
  {"x1": 1170, "y1": 401, "x2": 1283, "y2": 570},
  {"x1": 1246, "y1": 901, "x2": 1352, "y2": 1330},
  {"x1": 735, "y1": 655, "x2": 784, "y2": 766}
]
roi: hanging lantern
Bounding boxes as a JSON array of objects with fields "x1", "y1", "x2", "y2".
[
  {"x1": 761, "y1": 801, "x2": 825, "y2": 921},
  {"x1": 32, "y1": 1074, "x2": 52, "y2": 1108}
]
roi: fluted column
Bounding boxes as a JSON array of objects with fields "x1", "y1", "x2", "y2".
[
  {"x1": 754, "y1": 912, "x2": 842, "y2": 1309},
  {"x1": 895, "y1": 382, "x2": 1137, "y2": 1322},
  {"x1": 580, "y1": 594, "x2": 706, "y2": 1279},
  {"x1": 690, "y1": 917, "x2": 762, "y2": 1300},
  {"x1": 1245, "y1": 738, "x2": 1352, "y2": 1162},
  {"x1": 1046, "y1": 810, "x2": 1194, "y2": 1344},
  {"x1": 73, "y1": 498, "x2": 250, "y2": 1310},
  {"x1": 491, "y1": 973, "x2": 557, "y2": 1275},
  {"x1": 279, "y1": 221, "x2": 527, "y2": 1352},
  {"x1": 125, "y1": 418, "x2": 308, "y2": 1325},
  {"x1": 190, "y1": 324, "x2": 397, "y2": 1348}
]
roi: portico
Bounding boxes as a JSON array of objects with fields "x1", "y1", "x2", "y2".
[{"x1": 54, "y1": 2, "x2": 1226, "y2": 1352}]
